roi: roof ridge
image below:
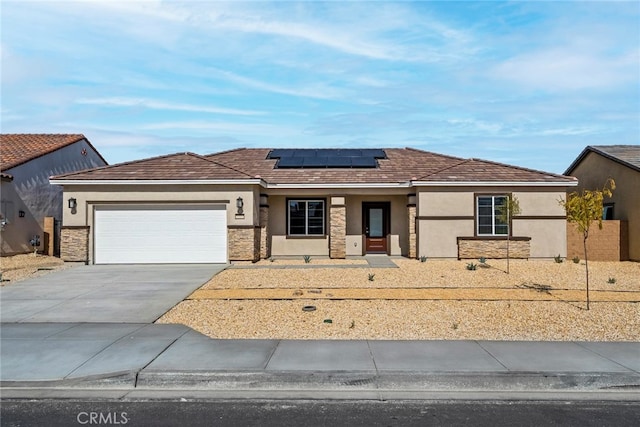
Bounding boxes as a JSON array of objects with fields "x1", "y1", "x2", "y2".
[
  {"x1": 203, "y1": 147, "x2": 248, "y2": 157},
  {"x1": 416, "y1": 158, "x2": 472, "y2": 180},
  {"x1": 186, "y1": 152, "x2": 256, "y2": 179},
  {"x1": 403, "y1": 147, "x2": 467, "y2": 162}
]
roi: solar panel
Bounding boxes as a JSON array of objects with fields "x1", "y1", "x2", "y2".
[
  {"x1": 276, "y1": 157, "x2": 304, "y2": 168},
  {"x1": 350, "y1": 157, "x2": 377, "y2": 167},
  {"x1": 326, "y1": 156, "x2": 353, "y2": 167},
  {"x1": 270, "y1": 148, "x2": 385, "y2": 168},
  {"x1": 302, "y1": 156, "x2": 329, "y2": 167}
]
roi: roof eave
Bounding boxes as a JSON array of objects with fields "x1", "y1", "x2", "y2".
[
  {"x1": 565, "y1": 146, "x2": 640, "y2": 175},
  {"x1": 265, "y1": 182, "x2": 412, "y2": 189},
  {"x1": 411, "y1": 180, "x2": 578, "y2": 187},
  {"x1": 49, "y1": 178, "x2": 266, "y2": 186}
]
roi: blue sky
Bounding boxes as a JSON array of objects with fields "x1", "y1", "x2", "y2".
[{"x1": 2, "y1": 1, "x2": 638, "y2": 173}]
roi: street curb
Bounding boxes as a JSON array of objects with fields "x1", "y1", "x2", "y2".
[{"x1": 134, "y1": 370, "x2": 640, "y2": 392}]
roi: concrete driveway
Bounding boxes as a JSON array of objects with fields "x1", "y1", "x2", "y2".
[{"x1": 0, "y1": 264, "x2": 225, "y2": 323}]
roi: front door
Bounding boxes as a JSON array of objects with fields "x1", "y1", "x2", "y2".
[{"x1": 363, "y1": 202, "x2": 390, "y2": 253}]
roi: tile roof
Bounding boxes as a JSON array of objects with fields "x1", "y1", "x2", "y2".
[
  {"x1": 565, "y1": 145, "x2": 640, "y2": 174},
  {"x1": 0, "y1": 134, "x2": 107, "y2": 171},
  {"x1": 51, "y1": 152, "x2": 255, "y2": 181},
  {"x1": 53, "y1": 147, "x2": 575, "y2": 185}
]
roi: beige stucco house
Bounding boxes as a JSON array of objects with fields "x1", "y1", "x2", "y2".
[
  {"x1": 50, "y1": 148, "x2": 576, "y2": 264},
  {"x1": 565, "y1": 145, "x2": 640, "y2": 261},
  {"x1": 1, "y1": 134, "x2": 107, "y2": 256}
]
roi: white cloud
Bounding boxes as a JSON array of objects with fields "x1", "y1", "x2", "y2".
[
  {"x1": 76, "y1": 97, "x2": 265, "y2": 116},
  {"x1": 492, "y1": 47, "x2": 638, "y2": 91}
]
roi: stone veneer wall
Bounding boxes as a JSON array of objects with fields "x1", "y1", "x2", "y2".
[
  {"x1": 259, "y1": 205, "x2": 270, "y2": 259},
  {"x1": 60, "y1": 226, "x2": 89, "y2": 263},
  {"x1": 329, "y1": 204, "x2": 346, "y2": 259},
  {"x1": 228, "y1": 226, "x2": 260, "y2": 261},
  {"x1": 567, "y1": 220, "x2": 628, "y2": 261},
  {"x1": 408, "y1": 204, "x2": 417, "y2": 259},
  {"x1": 457, "y1": 238, "x2": 530, "y2": 259}
]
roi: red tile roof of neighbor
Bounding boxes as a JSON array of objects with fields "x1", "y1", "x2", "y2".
[
  {"x1": 52, "y1": 147, "x2": 576, "y2": 184},
  {"x1": 565, "y1": 145, "x2": 640, "y2": 174},
  {"x1": 0, "y1": 134, "x2": 107, "y2": 171}
]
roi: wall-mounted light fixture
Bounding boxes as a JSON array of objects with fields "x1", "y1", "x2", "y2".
[
  {"x1": 236, "y1": 197, "x2": 244, "y2": 215},
  {"x1": 68, "y1": 198, "x2": 77, "y2": 210},
  {"x1": 18, "y1": 210, "x2": 25, "y2": 218}
]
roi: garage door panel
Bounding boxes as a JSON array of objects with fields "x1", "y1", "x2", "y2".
[{"x1": 95, "y1": 206, "x2": 227, "y2": 264}]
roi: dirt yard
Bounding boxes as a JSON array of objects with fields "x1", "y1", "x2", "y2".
[
  {"x1": 0, "y1": 254, "x2": 73, "y2": 284},
  {"x1": 158, "y1": 259, "x2": 640, "y2": 341}
]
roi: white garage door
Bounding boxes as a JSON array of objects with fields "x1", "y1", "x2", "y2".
[{"x1": 94, "y1": 205, "x2": 227, "y2": 264}]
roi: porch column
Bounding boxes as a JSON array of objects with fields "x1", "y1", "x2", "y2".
[
  {"x1": 329, "y1": 196, "x2": 346, "y2": 259},
  {"x1": 259, "y1": 194, "x2": 270, "y2": 259},
  {"x1": 408, "y1": 194, "x2": 417, "y2": 259}
]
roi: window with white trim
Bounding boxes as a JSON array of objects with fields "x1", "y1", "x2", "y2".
[
  {"x1": 288, "y1": 199, "x2": 325, "y2": 236},
  {"x1": 476, "y1": 195, "x2": 508, "y2": 236}
]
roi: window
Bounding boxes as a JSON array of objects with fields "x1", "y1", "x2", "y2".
[
  {"x1": 477, "y1": 195, "x2": 508, "y2": 236},
  {"x1": 288, "y1": 199, "x2": 325, "y2": 236},
  {"x1": 603, "y1": 203, "x2": 614, "y2": 220}
]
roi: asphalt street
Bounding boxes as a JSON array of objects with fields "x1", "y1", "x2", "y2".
[{"x1": 2, "y1": 399, "x2": 640, "y2": 427}]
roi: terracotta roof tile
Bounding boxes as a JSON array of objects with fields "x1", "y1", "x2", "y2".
[
  {"x1": 0, "y1": 134, "x2": 101, "y2": 171},
  {"x1": 53, "y1": 147, "x2": 575, "y2": 184}
]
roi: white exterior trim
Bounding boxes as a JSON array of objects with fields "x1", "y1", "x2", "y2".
[
  {"x1": 266, "y1": 182, "x2": 412, "y2": 189},
  {"x1": 411, "y1": 181, "x2": 577, "y2": 187},
  {"x1": 50, "y1": 179, "x2": 265, "y2": 186}
]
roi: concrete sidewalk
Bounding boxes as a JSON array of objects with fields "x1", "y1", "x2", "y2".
[{"x1": 1, "y1": 323, "x2": 639, "y2": 399}]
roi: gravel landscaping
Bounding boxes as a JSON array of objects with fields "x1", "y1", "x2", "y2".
[
  {"x1": 0, "y1": 254, "x2": 74, "y2": 284},
  {"x1": 158, "y1": 259, "x2": 640, "y2": 341}
]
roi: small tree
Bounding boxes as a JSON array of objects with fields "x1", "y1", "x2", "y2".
[
  {"x1": 496, "y1": 194, "x2": 521, "y2": 274},
  {"x1": 560, "y1": 179, "x2": 615, "y2": 310}
]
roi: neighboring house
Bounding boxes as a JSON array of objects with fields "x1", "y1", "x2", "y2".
[
  {"x1": 0, "y1": 134, "x2": 107, "y2": 256},
  {"x1": 565, "y1": 145, "x2": 640, "y2": 261},
  {"x1": 50, "y1": 148, "x2": 576, "y2": 264}
]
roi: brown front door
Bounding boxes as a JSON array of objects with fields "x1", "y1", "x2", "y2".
[{"x1": 363, "y1": 202, "x2": 390, "y2": 253}]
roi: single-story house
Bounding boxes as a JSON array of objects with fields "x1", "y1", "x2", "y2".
[
  {"x1": 1, "y1": 134, "x2": 107, "y2": 256},
  {"x1": 565, "y1": 145, "x2": 640, "y2": 261},
  {"x1": 50, "y1": 148, "x2": 576, "y2": 264}
]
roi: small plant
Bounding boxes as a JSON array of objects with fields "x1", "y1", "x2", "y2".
[
  {"x1": 554, "y1": 254, "x2": 564, "y2": 264},
  {"x1": 466, "y1": 262, "x2": 477, "y2": 271},
  {"x1": 368, "y1": 273, "x2": 375, "y2": 281},
  {"x1": 478, "y1": 257, "x2": 487, "y2": 265},
  {"x1": 452, "y1": 322, "x2": 459, "y2": 330},
  {"x1": 572, "y1": 256, "x2": 580, "y2": 264},
  {"x1": 349, "y1": 320, "x2": 355, "y2": 329},
  {"x1": 303, "y1": 255, "x2": 311, "y2": 264},
  {"x1": 607, "y1": 277, "x2": 617, "y2": 284},
  {"x1": 420, "y1": 256, "x2": 427, "y2": 263}
]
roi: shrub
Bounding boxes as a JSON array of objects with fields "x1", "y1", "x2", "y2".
[
  {"x1": 478, "y1": 257, "x2": 487, "y2": 264},
  {"x1": 554, "y1": 254, "x2": 564, "y2": 263},
  {"x1": 303, "y1": 255, "x2": 311, "y2": 264},
  {"x1": 368, "y1": 273, "x2": 375, "y2": 281},
  {"x1": 607, "y1": 277, "x2": 617, "y2": 284},
  {"x1": 466, "y1": 262, "x2": 477, "y2": 271},
  {"x1": 420, "y1": 256, "x2": 427, "y2": 263},
  {"x1": 572, "y1": 256, "x2": 580, "y2": 264}
]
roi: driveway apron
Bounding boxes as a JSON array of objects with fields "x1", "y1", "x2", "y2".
[{"x1": 0, "y1": 264, "x2": 225, "y2": 323}]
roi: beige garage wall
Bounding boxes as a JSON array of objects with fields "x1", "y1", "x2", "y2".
[
  {"x1": 62, "y1": 184, "x2": 260, "y2": 263},
  {"x1": 62, "y1": 184, "x2": 259, "y2": 227}
]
